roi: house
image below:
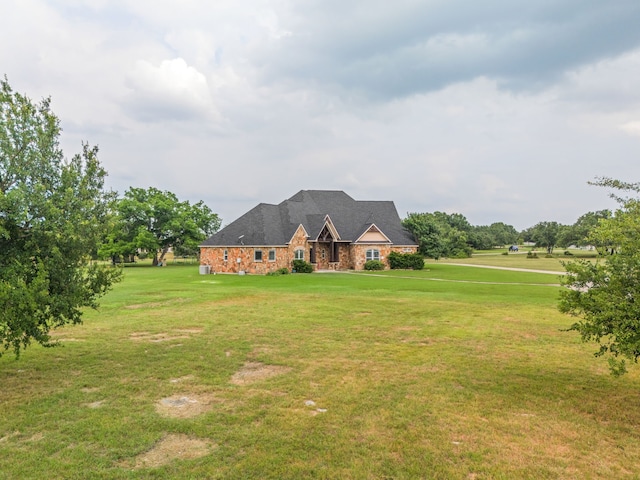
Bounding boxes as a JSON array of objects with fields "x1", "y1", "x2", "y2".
[{"x1": 199, "y1": 190, "x2": 419, "y2": 274}]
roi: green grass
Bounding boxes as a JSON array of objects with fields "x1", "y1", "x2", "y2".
[
  {"x1": 1, "y1": 264, "x2": 640, "y2": 479},
  {"x1": 430, "y1": 251, "x2": 596, "y2": 272}
]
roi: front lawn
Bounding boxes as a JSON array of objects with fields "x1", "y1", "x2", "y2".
[{"x1": 1, "y1": 265, "x2": 639, "y2": 478}]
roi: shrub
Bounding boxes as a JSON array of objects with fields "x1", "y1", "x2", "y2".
[
  {"x1": 527, "y1": 251, "x2": 538, "y2": 259},
  {"x1": 364, "y1": 260, "x2": 385, "y2": 271},
  {"x1": 388, "y1": 251, "x2": 425, "y2": 270},
  {"x1": 267, "y1": 267, "x2": 290, "y2": 276},
  {"x1": 292, "y1": 260, "x2": 314, "y2": 273},
  {"x1": 564, "y1": 250, "x2": 573, "y2": 256}
]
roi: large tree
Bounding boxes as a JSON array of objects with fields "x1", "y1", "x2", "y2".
[
  {"x1": 103, "y1": 187, "x2": 221, "y2": 265},
  {"x1": 0, "y1": 78, "x2": 121, "y2": 357},
  {"x1": 523, "y1": 221, "x2": 564, "y2": 254},
  {"x1": 559, "y1": 178, "x2": 640, "y2": 375},
  {"x1": 403, "y1": 212, "x2": 473, "y2": 259}
]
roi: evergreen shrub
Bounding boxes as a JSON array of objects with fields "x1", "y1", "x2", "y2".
[
  {"x1": 267, "y1": 268, "x2": 290, "y2": 276},
  {"x1": 388, "y1": 251, "x2": 425, "y2": 270},
  {"x1": 364, "y1": 260, "x2": 385, "y2": 271},
  {"x1": 292, "y1": 260, "x2": 314, "y2": 273}
]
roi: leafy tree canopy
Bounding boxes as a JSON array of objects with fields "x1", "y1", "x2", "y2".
[
  {"x1": 471, "y1": 222, "x2": 519, "y2": 250},
  {"x1": 100, "y1": 187, "x2": 221, "y2": 265},
  {"x1": 522, "y1": 221, "x2": 565, "y2": 254},
  {"x1": 403, "y1": 212, "x2": 473, "y2": 259},
  {"x1": 0, "y1": 77, "x2": 121, "y2": 357},
  {"x1": 559, "y1": 177, "x2": 640, "y2": 375},
  {"x1": 558, "y1": 210, "x2": 611, "y2": 249},
  {"x1": 404, "y1": 212, "x2": 518, "y2": 257}
]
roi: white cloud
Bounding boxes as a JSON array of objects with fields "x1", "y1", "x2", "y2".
[
  {"x1": 124, "y1": 58, "x2": 218, "y2": 122},
  {"x1": 2, "y1": 1, "x2": 640, "y2": 232},
  {"x1": 620, "y1": 121, "x2": 640, "y2": 137}
]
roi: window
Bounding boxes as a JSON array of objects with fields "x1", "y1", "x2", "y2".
[
  {"x1": 294, "y1": 249, "x2": 304, "y2": 260},
  {"x1": 366, "y1": 249, "x2": 380, "y2": 261},
  {"x1": 254, "y1": 249, "x2": 263, "y2": 262},
  {"x1": 223, "y1": 250, "x2": 228, "y2": 261},
  {"x1": 268, "y1": 249, "x2": 276, "y2": 262}
]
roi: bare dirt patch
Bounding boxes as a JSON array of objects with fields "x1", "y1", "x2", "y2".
[
  {"x1": 85, "y1": 400, "x2": 106, "y2": 409},
  {"x1": 155, "y1": 393, "x2": 220, "y2": 419},
  {"x1": 230, "y1": 362, "x2": 292, "y2": 386},
  {"x1": 128, "y1": 434, "x2": 215, "y2": 469}
]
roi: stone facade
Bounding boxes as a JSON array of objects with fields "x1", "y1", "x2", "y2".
[
  {"x1": 200, "y1": 238, "x2": 418, "y2": 274},
  {"x1": 199, "y1": 190, "x2": 419, "y2": 274},
  {"x1": 200, "y1": 225, "x2": 312, "y2": 274},
  {"x1": 349, "y1": 244, "x2": 418, "y2": 271},
  {"x1": 199, "y1": 246, "x2": 286, "y2": 274}
]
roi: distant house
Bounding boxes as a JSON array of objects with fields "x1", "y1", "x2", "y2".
[{"x1": 199, "y1": 190, "x2": 418, "y2": 274}]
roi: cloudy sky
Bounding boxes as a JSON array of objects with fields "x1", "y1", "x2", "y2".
[{"x1": 3, "y1": 1, "x2": 640, "y2": 230}]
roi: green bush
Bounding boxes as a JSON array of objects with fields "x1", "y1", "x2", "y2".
[
  {"x1": 364, "y1": 260, "x2": 385, "y2": 271},
  {"x1": 388, "y1": 251, "x2": 425, "y2": 270},
  {"x1": 267, "y1": 267, "x2": 290, "y2": 276},
  {"x1": 527, "y1": 251, "x2": 538, "y2": 259},
  {"x1": 292, "y1": 260, "x2": 314, "y2": 273}
]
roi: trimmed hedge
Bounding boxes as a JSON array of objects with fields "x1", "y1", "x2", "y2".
[{"x1": 388, "y1": 251, "x2": 425, "y2": 270}]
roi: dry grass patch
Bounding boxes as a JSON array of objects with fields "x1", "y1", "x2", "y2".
[
  {"x1": 230, "y1": 361, "x2": 292, "y2": 386},
  {"x1": 128, "y1": 433, "x2": 215, "y2": 469},
  {"x1": 155, "y1": 393, "x2": 220, "y2": 419},
  {"x1": 80, "y1": 385, "x2": 99, "y2": 395},
  {"x1": 26, "y1": 432, "x2": 45, "y2": 442},
  {"x1": 174, "y1": 327, "x2": 204, "y2": 334},
  {"x1": 128, "y1": 327, "x2": 203, "y2": 343},
  {"x1": 169, "y1": 374, "x2": 195, "y2": 384},
  {"x1": 124, "y1": 298, "x2": 189, "y2": 310},
  {"x1": 129, "y1": 332, "x2": 189, "y2": 343}
]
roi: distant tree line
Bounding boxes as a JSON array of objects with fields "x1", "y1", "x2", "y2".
[{"x1": 403, "y1": 210, "x2": 612, "y2": 259}]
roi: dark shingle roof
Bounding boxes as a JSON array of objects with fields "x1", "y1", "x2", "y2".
[{"x1": 201, "y1": 190, "x2": 417, "y2": 246}]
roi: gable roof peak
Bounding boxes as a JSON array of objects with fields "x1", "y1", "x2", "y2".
[{"x1": 201, "y1": 190, "x2": 418, "y2": 248}]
